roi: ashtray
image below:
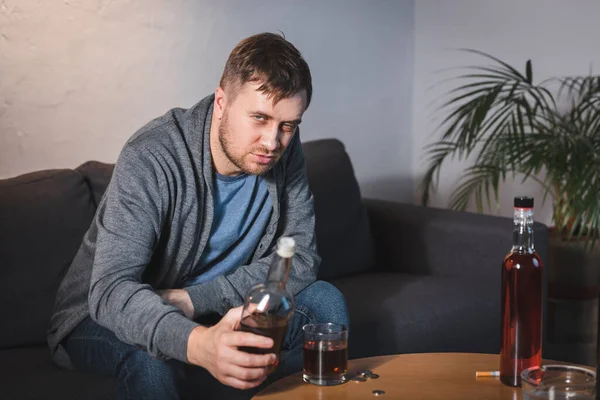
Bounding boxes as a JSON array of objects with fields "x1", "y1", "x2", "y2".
[{"x1": 521, "y1": 364, "x2": 595, "y2": 399}]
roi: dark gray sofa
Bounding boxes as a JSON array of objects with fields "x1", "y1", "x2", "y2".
[{"x1": 0, "y1": 138, "x2": 548, "y2": 399}]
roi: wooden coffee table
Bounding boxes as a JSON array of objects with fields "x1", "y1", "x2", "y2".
[{"x1": 254, "y1": 353, "x2": 525, "y2": 399}]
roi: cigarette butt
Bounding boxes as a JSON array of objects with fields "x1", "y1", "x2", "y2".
[{"x1": 476, "y1": 371, "x2": 500, "y2": 377}]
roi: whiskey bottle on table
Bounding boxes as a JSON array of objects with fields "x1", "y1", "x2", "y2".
[
  {"x1": 500, "y1": 196, "x2": 543, "y2": 386},
  {"x1": 239, "y1": 237, "x2": 296, "y2": 372}
]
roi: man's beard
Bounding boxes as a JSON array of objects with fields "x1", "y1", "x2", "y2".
[{"x1": 218, "y1": 111, "x2": 279, "y2": 176}]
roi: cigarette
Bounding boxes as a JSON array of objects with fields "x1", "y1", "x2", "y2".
[{"x1": 476, "y1": 371, "x2": 500, "y2": 377}]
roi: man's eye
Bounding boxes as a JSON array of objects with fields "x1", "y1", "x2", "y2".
[
  {"x1": 253, "y1": 115, "x2": 265, "y2": 121},
  {"x1": 282, "y1": 124, "x2": 296, "y2": 132}
]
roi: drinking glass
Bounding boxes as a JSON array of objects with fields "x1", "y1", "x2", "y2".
[{"x1": 302, "y1": 323, "x2": 348, "y2": 386}]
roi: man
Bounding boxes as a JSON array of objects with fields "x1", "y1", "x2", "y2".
[{"x1": 48, "y1": 32, "x2": 349, "y2": 399}]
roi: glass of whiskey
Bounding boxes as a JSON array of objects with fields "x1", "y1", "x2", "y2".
[{"x1": 302, "y1": 323, "x2": 348, "y2": 386}]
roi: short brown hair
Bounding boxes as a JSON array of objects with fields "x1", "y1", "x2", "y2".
[{"x1": 219, "y1": 32, "x2": 313, "y2": 109}]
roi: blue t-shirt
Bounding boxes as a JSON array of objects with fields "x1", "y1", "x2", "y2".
[{"x1": 184, "y1": 172, "x2": 272, "y2": 286}]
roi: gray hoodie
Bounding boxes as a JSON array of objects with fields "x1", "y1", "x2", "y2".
[{"x1": 47, "y1": 94, "x2": 319, "y2": 369}]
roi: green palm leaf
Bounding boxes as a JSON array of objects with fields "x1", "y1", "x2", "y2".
[{"x1": 421, "y1": 50, "x2": 600, "y2": 247}]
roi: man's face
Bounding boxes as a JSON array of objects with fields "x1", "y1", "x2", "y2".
[{"x1": 216, "y1": 82, "x2": 306, "y2": 176}]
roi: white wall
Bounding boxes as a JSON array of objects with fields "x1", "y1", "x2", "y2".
[
  {"x1": 4, "y1": 0, "x2": 600, "y2": 221},
  {"x1": 413, "y1": 0, "x2": 600, "y2": 225},
  {"x1": 0, "y1": 0, "x2": 415, "y2": 202}
]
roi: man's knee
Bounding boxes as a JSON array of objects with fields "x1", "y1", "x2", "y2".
[
  {"x1": 297, "y1": 281, "x2": 349, "y2": 326},
  {"x1": 118, "y1": 350, "x2": 181, "y2": 399}
]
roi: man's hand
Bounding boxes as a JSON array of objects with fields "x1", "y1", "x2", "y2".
[
  {"x1": 187, "y1": 306, "x2": 276, "y2": 390},
  {"x1": 156, "y1": 289, "x2": 194, "y2": 319}
]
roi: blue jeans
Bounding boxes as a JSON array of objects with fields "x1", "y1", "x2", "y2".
[{"x1": 63, "y1": 281, "x2": 349, "y2": 400}]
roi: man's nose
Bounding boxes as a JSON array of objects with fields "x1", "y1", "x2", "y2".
[{"x1": 261, "y1": 126, "x2": 281, "y2": 153}]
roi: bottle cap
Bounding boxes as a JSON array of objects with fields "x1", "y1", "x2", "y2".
[
  {"x1": 276, "y1": 237, "x2": 296, "y2": 258},
  {"x1": 514, "y1": 196, "x2": 534, "y2": 208}
]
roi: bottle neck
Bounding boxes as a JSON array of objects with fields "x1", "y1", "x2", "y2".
[
  {"x1": 266, "y1": 254, "x2": 292, "y2": 287},
  {"x1": 512, "y1": 207, "x2": 535, "y2": 253}
]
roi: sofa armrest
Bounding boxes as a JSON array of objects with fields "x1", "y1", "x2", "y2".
[{"x1": 363, "y1": 199, "x2": 549, "y2": 279}]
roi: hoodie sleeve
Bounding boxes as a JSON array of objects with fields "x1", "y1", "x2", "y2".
[{"x1": 88, "y1": 141, "x2": 198, "y2": 362}]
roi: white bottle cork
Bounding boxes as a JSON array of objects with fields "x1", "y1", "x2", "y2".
[{"x1": 276, "y1": 237, "x2": 296, "y2": 258}]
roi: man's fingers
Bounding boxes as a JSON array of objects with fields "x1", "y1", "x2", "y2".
[
  {"x1": 221, "y1": 375, "x2": 266, "y2": 390},
  {"x1": 224, "y1": 365, "x2": 269, "y2": 382},
  {"x1": 223, "y1": 331, "x2": 273, "y2": 349},
  {"x1": 222, "y1": 306, "x2": 244, "y2": 324},
  {"x1": 223, "y1": 347, "x2": 276, "y2": 368}
]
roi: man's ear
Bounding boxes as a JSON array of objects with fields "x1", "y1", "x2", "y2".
[{"x1": 214, "y1": 87, "x2": 227, "y2": 119}]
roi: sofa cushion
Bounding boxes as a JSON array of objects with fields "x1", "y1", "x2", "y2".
[
  {"x1": 76, "y1": 161, "x2": 115, "y2": 207},
  {"x1": 331, "y1": 273, "x2": 500, "y2": 358},
  {"x1": 0, "y1": 170, "x2": 96, "y2": 348},
  {"x1": 0, "y1": 346, "x2": 115, "y2": 400},
  {"x1": 302, "y1": 139, "x2": 374, "y2": 280}
]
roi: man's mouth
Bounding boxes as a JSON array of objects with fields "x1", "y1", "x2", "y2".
[{"x1": 253, "y1": 153, "x2": 276, "y2": 165}]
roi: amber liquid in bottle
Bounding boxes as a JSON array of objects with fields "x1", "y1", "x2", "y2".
[
  {"x1": 239, "y1": 314, "x2": 288, "y2": 356},
  {"x1": 500, "y1": 200, "x2": 543, "y2": 387},
  {"x1": 238, "y1": 237, "x2": 296, "y2": 374}
]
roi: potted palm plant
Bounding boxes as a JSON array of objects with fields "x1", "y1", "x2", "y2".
[{"x1": 419, "y1": 50, "x2": 600, "y2": 364}]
